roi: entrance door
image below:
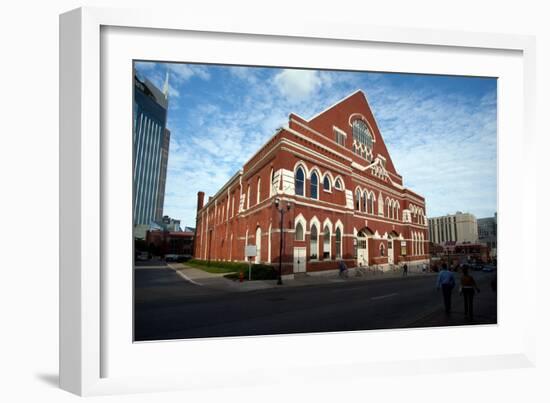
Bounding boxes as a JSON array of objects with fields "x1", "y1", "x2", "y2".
[
  {"x1": 293, "y1": 247, "x2": 306, "y2": 273},
  {"x1": 387, "y1": 238, "x2": 394, "y2": 264},
  {"x1": 357, "y1": 235, "x2": 368, "y2": 267}
]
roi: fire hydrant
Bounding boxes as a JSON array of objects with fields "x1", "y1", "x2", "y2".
[{"x1": 239, "y1": 271, "x2": 244, "y2": 283}]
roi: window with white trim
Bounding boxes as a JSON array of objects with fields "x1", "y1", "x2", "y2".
[
  {"x1": 323, "y1": 175, "x2": 330, "y2": 191},
  {"x1": 335, "y1": 228, "x2": 342, "y2": 258},
  {"x1": 310, "y1": 172, "x2": 319, "y2": 199},
  {"x1": 323, "y1": 225, "x2": 331, "y2": 259},
  {"x1": 334, "y1": 127, "x2": 346, "y2": 146},
  {"x1": 352, "y1": 119, "x2": 374, "y2": 161},
  {"x1": 310, "y1": 225, "x2": 318, "y2": 259},
  {"x1": 295, "y1": 166, "x2": 305, "y2": 196},
  {"x1": 295, "y1": 222, "x2": 304, "y2": 241}
]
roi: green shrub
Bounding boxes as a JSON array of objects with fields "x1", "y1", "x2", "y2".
[
  {"x1": 187, "y1": 259, "x2": 277, "y2": 280},
  {"x1": 224, "y1": 264, "x2": 278, "y2": 281}
]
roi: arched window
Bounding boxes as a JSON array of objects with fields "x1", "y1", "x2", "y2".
[
  {"x1": 355, "y1": 189, "x2": 361, "y2": 210},
  {"x1": 323, "y1": 225, "x2": 331, "y2": 259},
  {"x1": 378, "y1": 192, "x2": 384, "y2": 216},
  {"x1": 368, "y1": 192, "x2": 375, "y2": 214},
  {"x1": 269, "y1": 168, "x2": 275, "y2": 197},
  {"x1": 255, "y1": 227, "x2": 262, "y2": 264},
  {"x1": 295, "y1": 166, "x2": 305, "y2": 196},
  {"x1": 246, "y1": 185, "x2": 251, "y2": 209},
  {"x1": 323, "y1": 175, "x2": 330, "y2": 191},
  {"x1": 310, "y1": 225, "x2": 318, "y2": 259},
  {"x1": 295, "y1": 222, "x2": 304, "y2": 241},
  {"x1": 380, "y1": 243, "x2": 385, "y2": 257},
  {"x1": 310, "y1": 172, "x2": 319, "y2": 199},
  {"x1": 352, "y1": 119, "x2": 374, "y2": 161},
  {"x1": 256, "y1": 177, "x2": 261, "y2": 204},
  {"x1": 362, "y1": 191, "x2": 367, "y2": 212},
  {"x1": 335, "y1": 228, "x2": 342, "y2": 259},
  {"x1": 334, "y1": 178, "x2": 343, "y2": 190}
]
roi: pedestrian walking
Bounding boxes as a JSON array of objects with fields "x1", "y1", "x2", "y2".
[
  {"x1": 435, "y1": 263, "x2": 455, "y2": 314},
  {"x1": 338, "y1": 260, "x2": 348, "y2": 278},
  {"x1": 402, "y1": 263, "x2": 408, "y2": 277},
  {"x1": 459, "y1": 266, "x2": 480, "y2": 321}
]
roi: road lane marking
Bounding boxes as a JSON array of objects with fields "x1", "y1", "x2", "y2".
[{"x1": 370, "y1": 292, "x2": 398, "y2": 301}]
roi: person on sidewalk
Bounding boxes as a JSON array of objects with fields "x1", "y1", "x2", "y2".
[
  {"x1": 338, "y1": 260, "x2": 348, "y2": 278},
  {"x1": 402, "y1": 263, "x2": 408, "y2": 277},
  {"x1": 459, "y1": 266, "x2": 480, "y2": 321},
  {"x1": 436, "y1": 263, "x2": 455, "y2": 314}
]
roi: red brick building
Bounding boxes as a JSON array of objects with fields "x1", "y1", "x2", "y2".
[
  {"x1": 146, "y1": 230, "x2": 194, "y2": 257},
  {"x1": 193, "y1": 90, "x2": 429, "y2": 277}
]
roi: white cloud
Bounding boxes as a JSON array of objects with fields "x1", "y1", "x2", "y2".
[
  {"x1": 273, "y1": 69, "x2": 322, "y2": 102},
  {"x1": 168, "y1": 64, "x2": 211, "y2": 83},
  {"x1": 134, "y1": 61, "x2": 156, "y2": 71},
  {"x1": 157, "y1": 64, "x2": 496, "y2": 226},
  {"x1": 368, "y1": 85, "x2": 497, "y2": 218}
]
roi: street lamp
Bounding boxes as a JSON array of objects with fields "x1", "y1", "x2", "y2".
[{"x1": 274, "y1": 197, "x2": 292, "y2": 285}]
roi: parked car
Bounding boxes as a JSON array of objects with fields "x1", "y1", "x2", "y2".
[
  {"x1": 136, "y1": 251, "x2": 150, "y2": 261},
  {"x1": 165, "y1": 254, "x2": 179, "y2": 262},
  {"x1": 176, "y1": 254, "x2": 192, "y2": 262}
]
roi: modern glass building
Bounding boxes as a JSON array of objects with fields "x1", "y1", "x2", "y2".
[
  {"x1": 477, "y1": 213, "x2": 497, "y2": 257},
  {"x1": 133, "y1": 72, "x2": 170, "y2": 233}
]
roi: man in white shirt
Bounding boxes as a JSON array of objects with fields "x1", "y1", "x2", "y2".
[{"x1": 436, "y1": 263, "x2": 456, "y2": 314}]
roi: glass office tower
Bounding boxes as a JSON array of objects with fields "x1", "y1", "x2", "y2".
[{"x1": 133, "y1": 73, "x2": 170, "y2": 231}]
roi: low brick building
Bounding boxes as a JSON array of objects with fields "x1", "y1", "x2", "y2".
[
  {"x1": 146, "y1": 230, "x2": 194, "y2": 257},
  {"x1": 193, "y1": 90, "x2": 429, "y2": 277}
]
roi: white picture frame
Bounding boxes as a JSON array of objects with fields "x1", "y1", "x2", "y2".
[{"x1": 59, "y1": 6, "x2": 537, "y2": 396}]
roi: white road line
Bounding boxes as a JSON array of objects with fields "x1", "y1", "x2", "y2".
[{"x1": 370, "y1": 292, "x2": 398, "y2": 301}]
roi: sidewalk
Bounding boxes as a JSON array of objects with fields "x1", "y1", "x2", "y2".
[
  {"x1": 167, "y1": 263, "x2": 275, "y2": 292},
  {"x1": 407, "y1": 288, "x2": 497, "y2": 327},
  {"x1": 168, "y1": 263, "x2": 436, "y2": 293}
]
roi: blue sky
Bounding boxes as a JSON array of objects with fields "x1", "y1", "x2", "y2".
[{"x1": 135, "y1": 62, "x2": 497, "y2": 228}]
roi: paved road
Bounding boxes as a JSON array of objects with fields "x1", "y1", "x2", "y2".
[{"x1": 134, "y1": 268, "x2": 497, "y2": 341}]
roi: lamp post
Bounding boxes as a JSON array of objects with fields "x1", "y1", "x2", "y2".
[{"x1": 274, "y1": 197, "x2": 292, "y2": 285}]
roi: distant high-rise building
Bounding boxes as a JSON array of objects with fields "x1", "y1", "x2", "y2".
[
  {"x1": 478, "y1": 213, "x2": 497, "y2": 257},
  {"x1": 133, "y1": 72, "x2": 170, "y2": 232},
  {"x1": 428, "y1": 212, "x2": 478, "y2": 244}
]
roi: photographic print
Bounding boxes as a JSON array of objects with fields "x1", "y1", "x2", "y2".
[{"x1": 133, "y1": 61, "x2": 497, "y2": 341}]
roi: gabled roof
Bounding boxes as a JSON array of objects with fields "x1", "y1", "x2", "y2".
[
  {"x1": 306, "y1": 89, "x2": 364, "y2": 122},
  {"x1": 302, "y1": 89, "x2": 399, "y2": 178}
]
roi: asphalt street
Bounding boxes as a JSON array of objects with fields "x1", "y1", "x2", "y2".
[{"x1": 134, "y1": 267, "x2": 497, "y2": 341}]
